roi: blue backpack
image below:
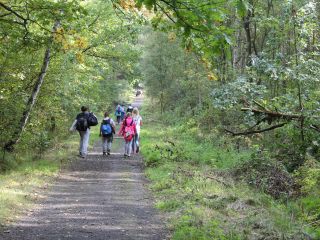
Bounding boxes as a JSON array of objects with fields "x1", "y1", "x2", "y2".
[{"x1": 101, "y1": 119, "x2": 112, "y2": 136}]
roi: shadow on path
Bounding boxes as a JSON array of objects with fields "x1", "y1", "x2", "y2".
[{"x1": 0, "y1": 96, "x2": 169, "y2": 240}]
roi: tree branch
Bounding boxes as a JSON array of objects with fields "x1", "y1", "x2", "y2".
[
  {"x1": 88, "y1": 14, "x2": 100, "y2": 28},
  {"x1": 84, "y1": 52, "x2": 120, "y2": 60},
  {"x1": 155, "y1": 3, "x2": 176, "y2": 24},
  {"x1": 0, "y1": 2, "x2": 28, "y2": 22},
  {"x1": 159, "y1": 0, "x2": 205, "y2": 32},
  {"x1": 225, "y1": 122, "x2": 288, "y2": 136},
  {"x1": 0, "y1": 12, "x2": 12, "y2": 18},
  {"x1": 310, "y1": 124, "x2": 320, "y2": 133},
  {"x1": 241, "y1": 107, "x2": 302, "y2": 120}
]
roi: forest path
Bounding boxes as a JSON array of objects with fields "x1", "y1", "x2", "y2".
[{"x1": 1, "y1": 95, "x2": 169, "y2": 240}]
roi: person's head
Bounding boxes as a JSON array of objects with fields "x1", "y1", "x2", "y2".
[
  {"x1": 126, "y1": 112, "x2": 132, "y2": 118},
  {"x1": 81, "y1": 106, "x2": 88, "y2": 112},
  {"x1": 104, "y1": 112, "x2": 109, "y2": 118},
  {"x1": 132, "y1": 107, "x2": 139, "y2": 116},
  {"x1": 127, "y1": 105, "x2": 133, "y2": 113}
]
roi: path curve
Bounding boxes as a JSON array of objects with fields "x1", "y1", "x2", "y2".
[{"x1": 1, "y1": 95, "x2": 169, "y2": 240}]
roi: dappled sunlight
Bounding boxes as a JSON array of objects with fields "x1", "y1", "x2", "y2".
[{"x1": 0, "y1": 96, "x2": 168, "y2": 239}]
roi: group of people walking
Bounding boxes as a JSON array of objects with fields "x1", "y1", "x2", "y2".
[{"x1": 70, "y1": 104, "x2": 142, "y2": 158}]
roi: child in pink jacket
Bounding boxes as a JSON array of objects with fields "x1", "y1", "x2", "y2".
[{"x1": 118, "y1": 112, "x2": 136, "y2": 157}]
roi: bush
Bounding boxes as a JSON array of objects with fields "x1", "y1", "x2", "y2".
[{"x1": 234, "y1": 152, "x2": 299, "y2": 199}]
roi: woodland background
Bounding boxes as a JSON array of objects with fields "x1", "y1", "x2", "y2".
[{"x1": 0, "y1": 0, "x2": 319, "y2": 238}]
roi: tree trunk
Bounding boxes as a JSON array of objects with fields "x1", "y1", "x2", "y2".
[
  {"x1": 243, "y1": 12, "x2": 252, "y2": 66},
  {"x1": 4, "y1": 21, "x2": 60, "y2": 151}
]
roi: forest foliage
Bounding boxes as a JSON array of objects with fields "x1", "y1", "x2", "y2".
[
  {"x1": 0, "y1": 0, "x2": 319, "y2": 238},
  {"x1": 0, "y1": 0, "x2": 140, "y2": 163},
  {"x1": 117, "y1": 0, "x2": 320, "y2": 238}
]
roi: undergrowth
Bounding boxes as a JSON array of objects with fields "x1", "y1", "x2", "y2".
[{"x1": 140, "y1": 104, "x2": 319, "y2": 239}]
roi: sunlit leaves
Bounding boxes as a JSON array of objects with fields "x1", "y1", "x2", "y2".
[
  {"x1": 235, "y1": 0, "x2": 252, "y2": 17},
  {"x1": 118, "y1": 0, "x2": 137, "y2": 10},
  {"x1": 211, "y1": 77, "x2": 267, "y2": 110},
  {"x1": 0, "y1": 0, "x2": 140, "y2": 150}
]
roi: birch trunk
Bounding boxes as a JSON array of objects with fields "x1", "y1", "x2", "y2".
[{"x1": 4, "y1": 21, "x2": 60, "y2": 151}]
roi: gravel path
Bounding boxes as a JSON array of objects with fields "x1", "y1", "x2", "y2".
[{"x1": 1, "y1": 96, "x2": 169, "y2": 240}]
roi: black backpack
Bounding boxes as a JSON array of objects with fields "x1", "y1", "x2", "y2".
[
  {"x1": 88, "y1": 113, "x2": 98, "y2": 126},
  {"x1": 76, "y1": 113, "x2": 89, "y2": 131}
]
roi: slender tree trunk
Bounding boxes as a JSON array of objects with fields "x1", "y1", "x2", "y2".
[
  {"x1": 195, "y1": 63, "x2": 202, "y2": 107},
  {"x1": 243, "y1": 0, "x2": 255, "y2": 67},
  {"x1": 292, "y1": 5, "x2": 306, "y2": 164},
  {"x1": 4, "y1": 21, "x2": 60, "y2": 151},
  {"x1": 243, "y1": 13, "x2": 252, "y2": 66}
]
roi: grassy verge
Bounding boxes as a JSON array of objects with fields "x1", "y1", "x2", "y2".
[
  {"x1": 0, "y1": 131, "x2": 84, "y2": 225},
  {"x1": 140, "y1": 119, "x2": 310, "y2": 239},
  {"x1": 0, "y1": 103, "x2": 128, "y2": 225}
]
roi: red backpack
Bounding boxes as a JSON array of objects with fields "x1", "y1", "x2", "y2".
[{"x1": 124, "y1": 119, "x2": 134, "y2": 141}]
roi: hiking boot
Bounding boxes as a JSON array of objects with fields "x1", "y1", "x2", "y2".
[
  {"x1": 107, "y1": 150, "x2": 111, "y2": 155},
  {"x1": 103, "y1": 152, "x2": 106, "y2": 156},
  {"x1": 136, "y1": 146, "x2": 139, "y2": 153}
]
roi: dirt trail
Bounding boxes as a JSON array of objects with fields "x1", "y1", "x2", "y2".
[{"x1": 1, "y1": 96, "x2": 169, "y2": 240}]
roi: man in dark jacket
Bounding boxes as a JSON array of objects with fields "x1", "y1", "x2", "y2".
[{"x1": 70, "y1": 106, "x2": 95, "y2": 158}]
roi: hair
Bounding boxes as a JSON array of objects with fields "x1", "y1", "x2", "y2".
[
  {"x1": 132, "y1": 107, "x2": 139, "y2": 116},
  {"x1": 126, "y1": 112, "x2": 132, "y2": 117},
  {"x1": 104, "y1": 111, "x2": 109, "y2": 117},
  {"x1": 81, "y1": 106, "x2": 88, "y2": 112}
]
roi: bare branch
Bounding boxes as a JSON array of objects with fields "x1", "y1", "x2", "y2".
[
  {"x1": 156, "y1": 3, "x2": 176, "y2": 24},
  {"x1": 0, "y1": 12, "x2": 12, "y2": 17},
  {"x1": 310, "y1": 124, "x2": 320, "y2": 133},
  {"x1": 84, "y1": 52, "x2": 120, "y2": 60},
  {"x1": 241, "y1": 107, "x2": 302, "y2": 120},
  {"x1": 88, "y1": 15, "x2": 100, "y2": 28},
  {"x1": 225, "y1": 122, "x2": 288, "y2": 136},
  {"x1": 0, "y1": 2, "x2": 28, "y2": 22}
]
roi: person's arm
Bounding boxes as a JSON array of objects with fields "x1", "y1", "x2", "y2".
[
  {"x1": 99, "y1": 123, "x2": 102, "y2": 136},
  {"x1": 118, "y1": 121, "x2": 124, "y2": 135},
  {"x1": 110, "y1": 119, "x2": 116, "y2": 134},
  {"x1": 69, "y1": 119, "x2": 77, "y2": 131}
]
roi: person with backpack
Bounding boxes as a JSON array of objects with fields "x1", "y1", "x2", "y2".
[
  {"x1": 120, "y1": 105, "x2": 125, "y2": 122},
  {"x1": 115, "y1": 104, "x2": 122, "y2": 124},
  {"x1": 118, "y1": 112, "x2": 136, "y2": 158},
  {"x1": 126, "y1": 105, "x2": 133, "y2": 113},
  {"x1": 99, "y1": 112, "x2": 116, "y2": 155},
  {"x1": 132, "y1": 107, "x2": 142, "y2": 153},
  {"x1": 69, "y1": 106, "x2": 98, "y2": 158}
]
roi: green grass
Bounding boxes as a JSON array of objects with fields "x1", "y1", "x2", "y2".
[
  {"x1": 0, "y1": 133, "x2": 80, "y2": 224},
  {"x1": 140, "y1": 118, "x2": 308, "y2": 239}
]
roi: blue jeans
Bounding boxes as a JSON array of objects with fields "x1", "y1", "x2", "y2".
[
  {"x1": 132, "y1": 133, "x2": 139, "y2": 152},
  {"x1": 124, "y1": 140, "x2": 133, "y2": 156},
  {"x1": 79, "y1": 129, "x2": 90, "y2": 156}
]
